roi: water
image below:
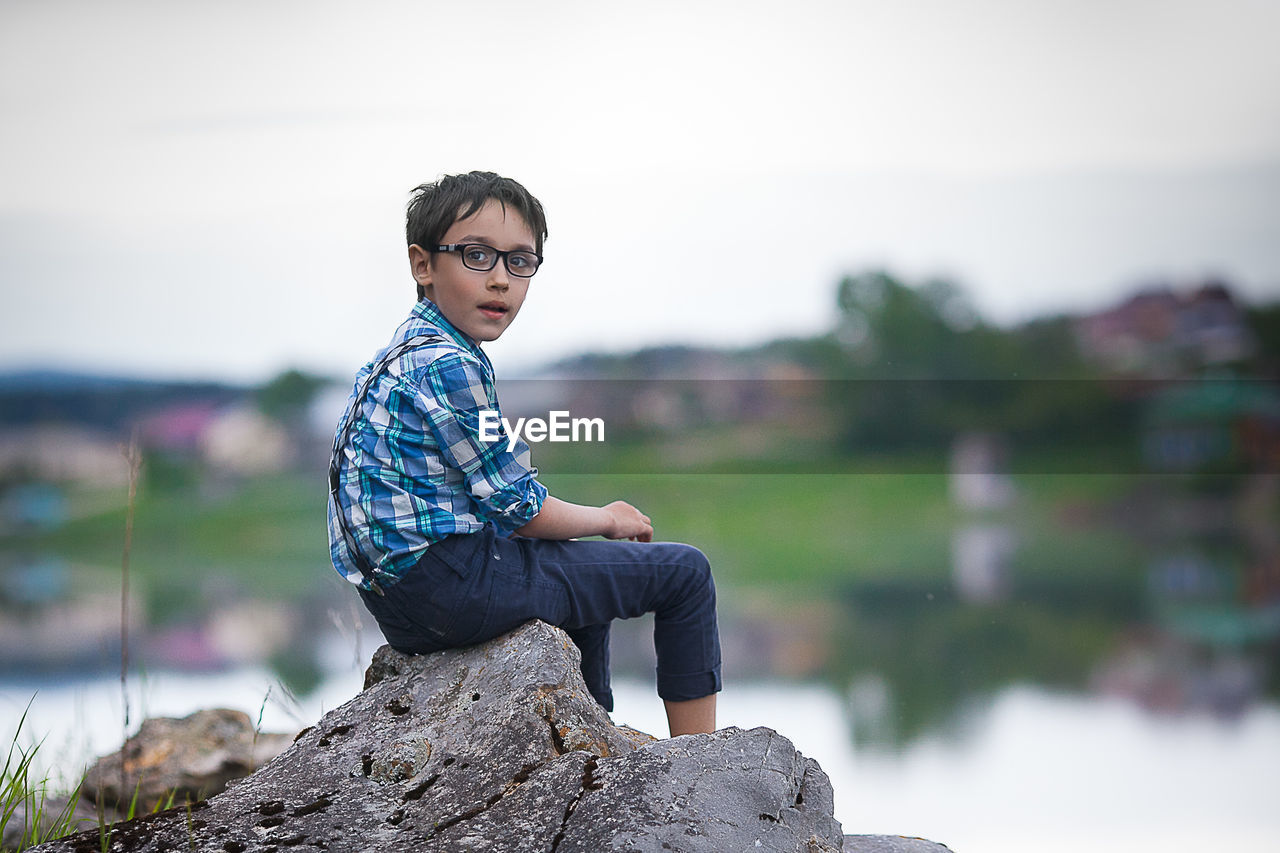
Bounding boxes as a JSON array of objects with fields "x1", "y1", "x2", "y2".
[
  {"x1": 615, "y1": 681, "x2": 1280, "y2": 853},
  {"x1": 3, "y1": 473, "x2": 1276, "y2": 850},
  {"x1": 3, "y1": 662, "x2": 1277, "y2": 853}
]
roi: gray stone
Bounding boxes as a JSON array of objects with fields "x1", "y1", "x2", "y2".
[
  {"x1": 80, "y1": 708, "x2": 294, "y2": 813},
  {"x1": 555, "y1": 726, "x2": 843, "y2": 852},
  {"x1": 32, "y1": 620, "x2": 941, "y2": 852},
  {"x1": 843, "y1": 836, "x2": 954, "y2": 852}
]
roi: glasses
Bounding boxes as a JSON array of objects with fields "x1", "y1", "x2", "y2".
[{"x1": 433, "y1": 243, "x2": 543, "y2": 278}]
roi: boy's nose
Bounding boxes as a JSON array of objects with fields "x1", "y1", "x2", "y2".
[{"x1": 488, "y1": 264, "x2": 510, "y2": 288}]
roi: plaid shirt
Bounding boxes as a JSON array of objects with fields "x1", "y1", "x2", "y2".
[{"x1": 328, "y1": 299, "x2": 547, "y2": 588}]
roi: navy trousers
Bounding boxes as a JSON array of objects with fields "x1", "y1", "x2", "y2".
[{"x1": 357, "y1": 525, "x2": 721, "y2": 711}]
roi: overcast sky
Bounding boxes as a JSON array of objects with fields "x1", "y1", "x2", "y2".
[{"x1": 2, "y1": 0, "x2": 1279, "y2": 382}]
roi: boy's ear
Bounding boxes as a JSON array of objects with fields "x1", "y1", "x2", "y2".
[{"x1": 408, "y1": 244, "x2": 433, "y2": 289}]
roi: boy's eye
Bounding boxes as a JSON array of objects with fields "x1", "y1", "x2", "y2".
[
  {"x1": 508, "y1": 253, "x2": 533, "y2": 270},
  {"x1": 465, "y1": 246, "x2": 493, "y2": 264}
]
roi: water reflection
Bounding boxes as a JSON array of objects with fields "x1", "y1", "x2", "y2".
[
  {"x1": 2, "y1": 467, "x2": 1276, "y2": 758},
  {"x1": 833, "y1": 476, "x2": 1278, "y2": 749},
  {"x1": 2, "y1": 471, "x2": 1277, "y2": 853},
  {"x1": 951, "y1": 522, "x2": 1016, "y2": 604},
  {"x1": 3, "y1": 658, "x2": 1274, "y2": 853},
  {"x1": 0, "y1": 549, "x2": 343, "y2": 695}
]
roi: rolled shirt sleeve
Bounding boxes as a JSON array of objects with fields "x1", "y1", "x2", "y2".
[{"x1": 410, "y1": 352, "x2": 546, "y2": 533}]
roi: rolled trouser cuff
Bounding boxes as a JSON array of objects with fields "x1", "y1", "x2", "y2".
[{"x1": 656, "y1": 668, "x2": 722, "y2": 703}]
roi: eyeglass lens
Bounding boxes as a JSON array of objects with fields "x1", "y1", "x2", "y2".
[{"x1": 460, "y1": 245, "x2": 540, "y2": 277}]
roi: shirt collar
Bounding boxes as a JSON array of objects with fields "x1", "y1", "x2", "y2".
[{"x1": 409, "y1": 298, "x2": 485, "y2": 359}]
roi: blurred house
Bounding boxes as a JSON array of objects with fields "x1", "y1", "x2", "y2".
[
  {"x1": 0, "y1": 424, "x2": 131, "y2": 489},
  {"x1": 1178, "y1": 283, "x2": 1257, "y2": 366},
  {"x1": 137, "y1": 401, "x2": 294, "y2": 475},
  {"x1": 1091, "y1": 545, "x2": 1280, "y2": 716},
  {"x1": 0, "y1": 573, "x2": 143, "y2": 673},
  {"x1": 1147, "y1": 549, "x2": 1280, "y2": 649},
  {"x1": 200, "y1": 404, "x2": 294, "y2": 475},
  {"x1": 1142, "y1": 377, "x2": 1280, "y2": 473},
  {"x1": 516, "y1": 349, "x2": 827, "y2": 435},
  {"x1": 137, "y1": 401, "x2": 223, "y2": 455},
  {"x1": 145, "y1": 598, "x2": 301, "y2": 669},
  {"x1": 1075, "y1": 280, "x2": 1256, "y2": 377},
  {"x1": 1091, "y1": 629, "x2": 1262, "y2": 717}
]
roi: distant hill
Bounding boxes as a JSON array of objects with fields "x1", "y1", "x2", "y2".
[{"x1": 0, "y1": 370, "x2": 247, "y2": 433}]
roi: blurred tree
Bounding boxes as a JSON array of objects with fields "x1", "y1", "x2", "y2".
[
  {"x1": 255, "y1": 369, "x2": 330, "y2": 422},
  {"x1": 827, "y1": 270, "x2": 1132, "y2": 458},
  {"x1": 1245, "y1": 301, "x2": 1280, "y2": 376},
  {"x1": 835, "y1": 270, "x2": 976, "y2": 376},
  {"x1": 831, "y1": 580, "x2": 1127, "y2": 746}
]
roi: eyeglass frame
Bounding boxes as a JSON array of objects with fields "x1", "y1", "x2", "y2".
[{"x1": 432, "y1": 243, "x2": 544, "y2": 278}]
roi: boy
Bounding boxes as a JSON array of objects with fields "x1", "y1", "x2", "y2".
[{"x1": 327, "y1": 171, "x2": 720, "y2": 736}]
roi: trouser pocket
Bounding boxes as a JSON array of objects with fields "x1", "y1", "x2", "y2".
[{"x1": 361, "y1": 529, "x2": 493, "y2": 652}]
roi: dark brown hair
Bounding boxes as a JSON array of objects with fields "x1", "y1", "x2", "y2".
[{"x1": 406, "y1": 171, "x2": 548, "y2": 300}]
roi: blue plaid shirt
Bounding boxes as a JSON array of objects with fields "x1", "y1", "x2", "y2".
[{"x1": 327, "y1": 299, "x2": 547, "y2": 588}]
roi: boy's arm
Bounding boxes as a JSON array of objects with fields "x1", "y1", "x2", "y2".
[{"x1": 515, "y1": 496, "x2": 653, "y2": 542}]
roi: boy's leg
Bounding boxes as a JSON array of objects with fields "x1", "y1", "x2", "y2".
[
  {"x1": 664, "y1": 694, "x2": 717, "y2": 737},
  {"x1": 357, "y1": 527, "x2": 721, "y2": 732},
  {"x1": 354, "y1": 528, "x2": 621, "y2": 712},
  {"x1": 485, "y1": 534, "x2": 722, "y2": 717},
  {"x1": 563, "y1": 624, "x2": 612, "y2": 710}
]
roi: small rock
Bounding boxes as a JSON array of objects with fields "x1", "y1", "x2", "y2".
[{"x1": 80, "y1": 707, "x2": 294, "y2": 812}]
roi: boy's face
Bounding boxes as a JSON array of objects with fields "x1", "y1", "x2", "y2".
[{"x1": 409, "y1": 199, "x2": 536, "y2": 343}]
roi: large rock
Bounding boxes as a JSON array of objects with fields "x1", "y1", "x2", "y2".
[
  {"x1": 843, "y1": 837, "x2": 952, "y2": 852},
  {"x1": 34, "y1": 620, "x2": 943, "y2": 852}
]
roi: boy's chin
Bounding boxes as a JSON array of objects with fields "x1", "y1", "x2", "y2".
[
  {"x1": 476, "y1": 314, "x2": 520, "y2": 342},
  {"x1": 471, "y1": 324, "x2": 510, "y2": 343}
]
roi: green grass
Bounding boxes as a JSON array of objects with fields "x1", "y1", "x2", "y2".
[
  {"x1": 1, "y1": 703, "x2": 198, "y2": 852},
  {"x1": 1, "y1": 707, "x2": 88, "y2": 851},
  {"x1": 544, "y1": 472, "x2": 959, "y2": 596},
  {"x1": 545, "y1": 469, "x2": 1161, "y2": 593},
  {"x1": 1, "y1": 462, "x2": 1158, "y2": 608},
  {"x1": 1004, "y1": 473, "x2": 1148, "y2": 581}
]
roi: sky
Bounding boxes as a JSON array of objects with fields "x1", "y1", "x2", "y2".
[{"x1": 2, "y1": 0, "x2": 1279, "y2": 383}]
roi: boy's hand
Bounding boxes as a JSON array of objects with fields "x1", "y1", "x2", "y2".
[
  {"x1": 603, "y1": 500, "x2": 653, "y2": 542},
  {"x1": 515, "y1": 495, "x2": 653, "y2": 541}
]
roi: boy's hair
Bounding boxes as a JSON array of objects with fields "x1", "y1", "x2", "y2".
[{"x1": 406, "y1": 171, "x2": 548, "y2": 300}]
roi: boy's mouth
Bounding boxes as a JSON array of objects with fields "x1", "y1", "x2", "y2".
[{"x1": 478, "y1": 301, "x2": 509, "y2": 319}]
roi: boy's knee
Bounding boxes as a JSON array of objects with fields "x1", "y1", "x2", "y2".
[{"x1": 669, "y1": 543, "x2": 714, "y2": 596}]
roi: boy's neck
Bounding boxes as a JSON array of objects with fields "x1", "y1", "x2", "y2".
[{"x1": 415, "y1": 298, "x2": 482, "y2": 351}]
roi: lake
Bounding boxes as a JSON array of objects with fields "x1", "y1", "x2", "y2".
[
  {"x1": 3, "y1": 471, "x2": 1277, "y2": 850},
  {"x1": 3, "y1": 639, "x2": 1277, "y2": 853}
]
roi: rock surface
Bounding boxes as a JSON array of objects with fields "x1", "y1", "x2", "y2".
[
  {"x1": 81, "y1": 708, "x2": 294, "y2": 812},
  {"x1": 33, "y1": 620, "x2": 946, "y2": 852},
  {"x1": 843, "y1": 837, "x2": 953, "y2": 852}
]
